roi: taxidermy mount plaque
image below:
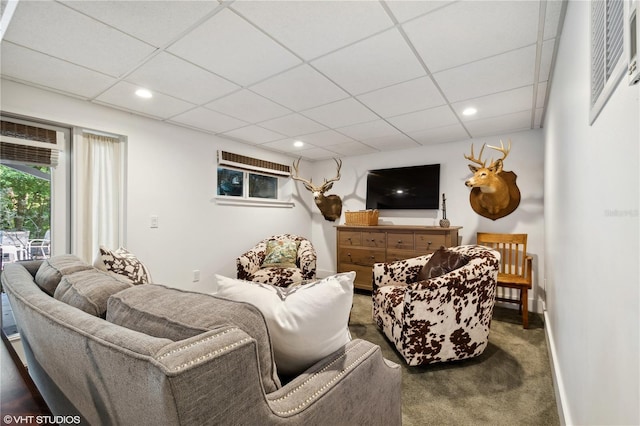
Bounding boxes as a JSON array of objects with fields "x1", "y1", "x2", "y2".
[{"x1": 464, "y1": 139, "x2": 521, "y2": 220}]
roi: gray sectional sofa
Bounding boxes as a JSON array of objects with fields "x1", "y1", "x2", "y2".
[{"x1": 1, "y1": 256, "x2": 402, "y2": 425}]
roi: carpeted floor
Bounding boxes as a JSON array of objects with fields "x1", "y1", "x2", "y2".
[{"x1": 348, "y1": 291, "x2": 560, "y2": 426}]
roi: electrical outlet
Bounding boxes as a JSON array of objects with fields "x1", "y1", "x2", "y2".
[
  {"x1": 150, "y1": 215, "x2": 159, "y2": 228},
  {"x1": 193, "y1": 270, "x2": 200, "y2": 282}
]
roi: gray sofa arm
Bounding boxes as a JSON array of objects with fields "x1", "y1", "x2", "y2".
[
  {"x1": 156, "y1": 333, "x2": 401, "y2": 425},
  {"x1": 268, "y1": 339, "x2": 402, "y2": 425}
]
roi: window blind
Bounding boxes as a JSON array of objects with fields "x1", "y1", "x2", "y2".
[
  {"x1": 0, "y1": 120, "x2": 61, "y2": 167},
  {"x1": 218, "y1": 150, "x2": 291, "y2": 176}
]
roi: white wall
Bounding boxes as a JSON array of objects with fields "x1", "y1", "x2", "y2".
[
  {"x1": 310, "y1": 129, "x2": 546, "y2": 311},
  {"x1": 544, "y1": 1, "x2": 640, "y2": 424},
  {"x1": 1, "y1": 79, "x2": 313, "y2": 292}
]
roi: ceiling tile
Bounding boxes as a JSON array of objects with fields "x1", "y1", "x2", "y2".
[
  {"x1": 409, "y1": 123, "x2": 470, "y2": 145},
  {"x1": 385, "y1": 1, "x2": 455, "y2": 24},
  {"x1": 261, "y1": 138, "x2": 313, "y2": 153},
  {"x1": 538, "y1": 39, "x2": 556, "y2": 83},
  {"x1": 61, "y1": 0, "x2": 220, "y2": 47},
  {"x1": 464, "y1": 110, "x2": 532, "y2": 137},
  {"x1": 452, "y1": 86, "x2": 534, "y2": 122},
  {"x1": 325, "y1": 141, "x2": 378, "y2": 157},
  {"x1": 231, "y1": 1, "x2": 393, "y2": 60},
  {"x1": 403, "y1": 0, "x2": 539, "y2": 73},
  {"x1": 536, "y1": 82, "x2": 548, "y2": 109},
  {"x1": 357, "y1": 76, "x2": 446, "y2": 118},
  {"x1": 259, "y1": 113, "x2": 328, "y2": 137},
  {"x1": 292, "y1": 147, "x2": 340, "y2": 161},
  {"x1": 250, "y1": 64, "x2": 349, "y2": 111},
  {"x1": 312, "y1": 28, "x2": 426, "y2": 95},
  {"x1": 544, "y1": 0, "x2": 564, "y2": 40},
  {"x1": 363, "y1": 134, "x2": 420, "y2": 151},
  {"x1": 5, "y1": 1, "x2": 155, "y2": 78},
  {"x1": 434, "y1": 45, "x2": 537, "y2": 103},
  {"x1": 295, "y1": 130, "x2": 355, "y2": 148},
  {"x1": 1, "y1": 42, "x2": 117, "y2": 99},
  {"x1": 206, "y1": 90, "x2": 291, "y2": 123},
  {"x1": 301, "y1": 98, "x2": 379, "y2": 128},
  {"x1": 337, "y1": 119, "x2": 402, "y2": 141},
  {"x1": 95, "y1": 81, "x2": 196, "y2": 119},
  {"x1": 169, "y1": 107, "x2": 249, "y2": 134},
  {"x1": 167, "y1": 8, "x2": 301, "y2": 86},
  {"x1": 535, "y1": 108, "x2": 544, "y2": 128},
  {"x1": 125, "y1": 52, "x2": 240, "y2": 104},
  {"x1": 221, "y1": 125, "x2": 286, "y2": 145},
  {"x1": 387, "y1": 105, "x2": 459, "y2": 133}
]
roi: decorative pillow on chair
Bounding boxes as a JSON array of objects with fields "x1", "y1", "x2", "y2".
[
  {"x1": 214, "y1": 272, "x2": 355, "y2": 376},
  {"x1": 261, "y1": 239, "x2": 299, "y2": 269},
  {"x1": 94, "y1": 246, "x2": 151, "y2": 285},
  {"x1": 418, "y1": 246, "x2": 470, "y2": 280}
]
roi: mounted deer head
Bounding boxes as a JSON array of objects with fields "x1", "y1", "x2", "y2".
[
  {"x1": 291, "y1": 158, "x2": 343, "y2": 222},
  {"x1": 464, "y1": 139, "x2": 521, "y2": 219}
]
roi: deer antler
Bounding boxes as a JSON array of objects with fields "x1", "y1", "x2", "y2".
[
  {"x1": 464, "y1": 144, "x2": 487, "y2": 168},
  {"x1": 291, "y1": 157, "x2": 315, "y2": 188},
  {"x1": 320, "y1": 158, "x2": 342, "y2": 189},
  {"x1": 486, "y1": 139, "x2": 511, "y2": 165}
]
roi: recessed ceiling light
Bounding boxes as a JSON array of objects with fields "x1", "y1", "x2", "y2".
[
  {"x1": 135, "y1": 88, "x2": 153, "y2": 99},
  {"x1": 462, "y1": 107, "x2": 477, "y2": 116},
  {"x1": 293, "y1": 141, "x2": 304, "y2": 147}
]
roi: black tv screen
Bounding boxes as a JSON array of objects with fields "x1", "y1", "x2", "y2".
[{"x1": 366, "y1": 164, "x2": 440, "y2": 210}]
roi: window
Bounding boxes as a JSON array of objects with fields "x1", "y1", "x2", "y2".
[
  {"x1": 1, "y1": 115, "x2": 71, "y2": 266},
  {"x1": 591, "y1": 0, "x2": 627, "y2": 123},
  {"x1": 217, "y1": 167, "x2": 278, "y2": 200},
  {"x1": 215, "y1": 150, "x2": 293, "y2": 207}
]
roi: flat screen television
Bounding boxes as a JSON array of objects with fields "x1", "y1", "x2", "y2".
[{"x1": 365, "y1": 164, "x2": 440, "y2": 210}]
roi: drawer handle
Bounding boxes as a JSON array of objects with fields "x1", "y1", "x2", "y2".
[
  {"x1": 370, "y1": 256, "x2": 376, "y2": 260},
  {"x1": 397, "y1": 239, "x2": 403, "y2": 244}
]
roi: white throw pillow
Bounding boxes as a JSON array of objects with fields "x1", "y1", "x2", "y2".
[{"x1": 214, "y1": 272, "x2": 355, "y2": 376}]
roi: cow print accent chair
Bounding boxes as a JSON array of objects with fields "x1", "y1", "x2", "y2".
[
  {"x1": 372, "y1": 245, "x2": 500, "y2": 366},
  {"x1": 236, "y1": 234, "x2": 317, "y2": 287}
]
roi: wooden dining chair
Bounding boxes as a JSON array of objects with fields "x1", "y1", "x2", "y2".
[{"x1": 476, "y1": 233, "x2": 533, "y2": 328}]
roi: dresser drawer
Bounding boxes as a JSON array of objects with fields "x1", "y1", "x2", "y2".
[
  {"x1": 339, "y1": 231, "x2": 362, "y2": 246},
  {"x1": 362, "y1": 232, "x2": 385, "y2": 248},
  {"x1": 338, "y1": 263, "x2": 374, "y2": 291},
  {"x1": 339, "y1": 248, "x2": 385, "y2": 266},
  {"x1": 386, "y1": 249, "x2": 420, "y2": 263},
  {"x1": 387, "y1": 232, "x2": 414, "y2": 250},
  {"x1": 415, "y1": 233, "x2": 447, "y2": 252}
]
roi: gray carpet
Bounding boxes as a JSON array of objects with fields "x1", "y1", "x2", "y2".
[{"x1": 348, "y1": 291, "x2": 560, "y2": 426}]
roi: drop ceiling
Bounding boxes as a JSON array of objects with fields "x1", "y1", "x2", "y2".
[{"x1": 0, "y1": 0, "x2": 565, "y2": 161}]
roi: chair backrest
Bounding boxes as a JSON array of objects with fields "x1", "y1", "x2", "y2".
[{"x1": 476, "y1": 233, "x2": 527, "y2": 278}]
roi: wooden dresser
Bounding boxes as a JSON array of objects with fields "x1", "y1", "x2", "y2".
[{"x1": 336, "y1": 225, "x2": 462, "y2": 291}]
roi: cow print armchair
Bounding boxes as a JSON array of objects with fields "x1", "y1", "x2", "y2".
[
  {"x1": 372, "y1": 245, "x2": 500, "y2": 366},
  {"x1": 236, "y1": 234, "x2": 317, "y2": 287}
]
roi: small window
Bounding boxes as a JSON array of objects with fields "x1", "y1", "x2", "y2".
[
  {"x1": 590, "y1": 0, "x2": 627, "y2": 123},
  {"x1": 217, "y1": 167, "x2": 278, "y2": 201}
]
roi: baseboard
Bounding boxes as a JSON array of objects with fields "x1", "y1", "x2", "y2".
[{"x1": 544, "y1": 310, "x2": 570, "y2": 425}]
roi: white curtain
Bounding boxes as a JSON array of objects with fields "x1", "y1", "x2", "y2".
[{"x1": 73, "y1": 132, "x2": 123, "y2": 263}]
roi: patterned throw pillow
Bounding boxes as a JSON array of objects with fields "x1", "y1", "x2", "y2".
[
  {"x1": 261, "y1": 239, "x2": 299, "y2": 269},
  {"x1": 418, "y1": 246, "x2": 469, "y2": 280},
  {"x1": 94, "y1": 246, "x2": 151, "y2": 285}
]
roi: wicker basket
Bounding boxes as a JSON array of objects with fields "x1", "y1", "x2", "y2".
[{"x1": 345, "y1": 210, "x2": 379, "y2": 226}]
